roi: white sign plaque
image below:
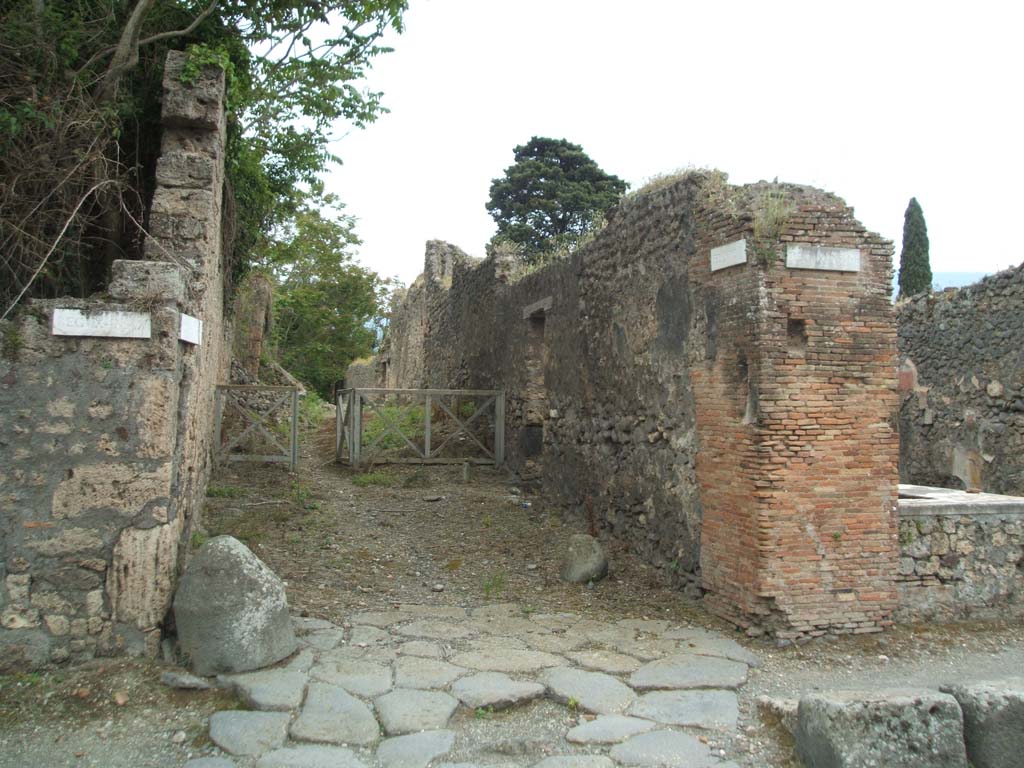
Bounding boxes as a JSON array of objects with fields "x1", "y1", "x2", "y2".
[
  {"x1": 786, "y1": 244, "x2": 861, "y2": 272},
  {"x1": 52, "y1": 309, "x2": 151, "y2": 339},
  {"x1": 179, "y1": 313, "x2": 202, "y2": 346},
  {"x1": 710, "y1": 239, "x2": 747, "y2": 272}
]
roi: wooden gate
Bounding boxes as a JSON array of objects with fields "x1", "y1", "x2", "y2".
[
  {"x1": 336, "y1": 388, "x2": 505, "y2": 468},
  {"x1": 214, "y1": 385, "x2": 300, "y2": 471}
]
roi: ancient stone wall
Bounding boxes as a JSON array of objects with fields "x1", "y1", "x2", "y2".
[
  {"x1": 897, "y1": 264, "x2": 1024, "y2": 495},
  {"x1": 385, "y1": 173, "x2": 900, "y2": 638},
  {"x1": 896, "y1": 497, "x2": 1024, "y2": 620},
  {"x1": 0, "y1": 52, "x2": 229, "y2": 669}
]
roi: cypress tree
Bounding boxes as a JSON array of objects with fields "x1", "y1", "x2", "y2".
[{"x1": 897, "y1": 197, "x2": 932, "y2": 298}]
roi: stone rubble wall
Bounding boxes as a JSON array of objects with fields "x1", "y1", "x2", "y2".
[
  {"x1": 897, "y1": 263, "x2": 1024, "y2": 495},
  {"x1": 896, "y1": 507, "x2": 1024, "y2": 620},
  {"x1": 0, "y1": 51, "x2": 230, "y2": 669},
  {"x1": 382, "y1": 173, "x2": 900, "y2": 638}
]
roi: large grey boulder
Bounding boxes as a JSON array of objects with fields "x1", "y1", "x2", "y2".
[
  {"x1": 173, "y1": 536, "x2": 297, "y2": 675},
  {"x1": 561, "y1": 534, "x2": 608, "y2": 583},
  {"x1": 795, "y1": 689, "x2": 968, "y2": 768},
  {"x1": 942, "y1": 679, "x2": 1024, "y2": 768}
]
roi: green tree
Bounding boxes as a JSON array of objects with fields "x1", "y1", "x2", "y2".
[
  {"x1": 485, "y1": 137, "x2": 628, "y2": 262},
  {"x1": 897, "y1": 197, "x2": 932, "y2": 298},
  {"x1": 267, "y1": 196, "x2": 391, "y2": 399},
  {"x1": 0, "y1": 0, "x2": 406, "y2": 316}
]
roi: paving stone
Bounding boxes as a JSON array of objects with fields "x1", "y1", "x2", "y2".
[
  {"x1": 349, "y1": 625, "x2": 391, "y2": 646},
  {"x1": 183, "y1": 759, "x2": 235, "y2": 768},
  {"x1": 629, "y1": 654, "x2": 748, "y2": 691},
  {"x1": 161, "y1": 670, "x2": 212, "y2": 690},
  {"x1": 376, "y1": 730, "x2": 456, "y2": 768},
  {"x1": 674, "y1": 635, "x2": 760, "y2": 668},
  {"x1": 398, "y1": 640, "x2": 444, "y2": 658},
  {"x1": 612, "y1": 638, "x2": 677, "y2": 661},
  {"x1": 451, "y1": 648, "x2": 563, "y2": 674},
  {"x1": 628, "y1": 689, "x2": 739, "y2": 729},
  {"x1": 255, "y1": 745, "x2": 368, "y2": 768},
  {"x1": 309, "y1": 658, "x2": 393, "y2": 697},
  {"x1": 292, "y1": 617, "x2": 335, "y2": 634},
  {"x1": 565, "y1": 715, "x2": 655, "y2": 745},
  {"x1": 451, "y1": 672, "x2": 545, "y2": 710},
  {"x1": 349, "y1": 610, "x2": 407, "y2": 628},
  {"x1": 301, "y1": 629, "x2": 344, "y2": 651},
  {"x1": 470, "y1": 616, "x2": 549, "y2": 636},
  {"x1": 285, "y1": 648, "x2": 317, "y2": 673},
  {"x1": 290, "y1": 682, "x2": 379, "y2": 746},
  {"x1": 522, "y1": 632, "x2": 586, "y2": 654},
  {"x1": 209, "y1": 711, "x2": 290, "y2": 756},
  {"x1": 530, "y1": 613, "x2": 579, "y2": 632},
  {"x1": 566, "y1": 650, "x2": 641, "y2": 675},
  {"x1": 324, "y1": 644, "x2": 397, "y2": 663},
  {"x1": 609, "y1": 729, "x2": 719, "y2": 767},
  {"x1": 471, "y1": 603, "x2": 523, "y2": 619},
  {"x1": 395, "y1": 619, "x2": 474, "y2": 640},
  {"x1": 394, "y1": 656, "x2": 467, "y2": 689},
  {"x1": 615, "y1": 619, "x2": 670, "y2": 635},
  {"x1": 533, "y1": 757, "x2": 614, "y2": 768},
  {"x1": 220, "y1": 668, "x2": 308, "y2": 711},
  {"x1": 469, "y1": 636, "x2": 528, "y2": 651},
  {"x1": 397, "y1": 604, "x2": 468, "y2": 620},
  {"x1": 375, "y1": 689, "x2": 459, "y2": 735},
  {"x1": 540, "y1": 667, "x2": 636, "y2": 715}
]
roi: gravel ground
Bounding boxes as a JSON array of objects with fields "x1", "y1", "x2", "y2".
[{"x1": 2, "y1": 417, "x2": 1021, "y2": 767}]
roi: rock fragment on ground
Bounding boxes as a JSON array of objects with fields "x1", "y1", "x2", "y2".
[
  {"x1": 560, "y1": 534, "x2": 608, "y2": 583},
  {"x1": 174, "y1": 536, "x2": 297, "y2": 675}
]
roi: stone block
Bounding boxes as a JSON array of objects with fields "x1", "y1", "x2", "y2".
[
  {"x1": 173, "y1": 536, "x2": 297, "y2": 675},
  {"x1": 795, "y1": 689, "x2": 967, "y2": 768},
  {"x1": 942, "y1": 679, "x2": 1024, "y2": 768},
  {"x1": 108, "y1": 260, "x2": 187, "y2": 305},
  {"x1": 161, "y1": 50, "x2": 226, "y2": 131}
]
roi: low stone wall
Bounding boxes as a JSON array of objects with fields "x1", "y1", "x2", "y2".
[
  {"x1": 897, "y1": 263, "x2": 1024, "y2": 495},
  {"x1": 896, "y1": 486, "x2": 1024, "y2": 620},
  {"x1": 0, "y1": 52, "x2": 229, "y2": 669}
]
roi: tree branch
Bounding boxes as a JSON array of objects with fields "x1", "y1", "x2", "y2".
[{"x1": 137, "y1": 0, "x2": 220, "y2": 47}]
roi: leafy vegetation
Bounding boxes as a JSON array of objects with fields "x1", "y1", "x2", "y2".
[
  {"x1": 486, "y1": 137, "x2": 628, "y2": 264},
  {"x1": 351, "y1": 471, "x2": 395, "y2": 487},
  {"x1": 898, "y1": 197, "x2": 932, "y2": 299},
  {"x1": 362, "y1": 404, "x2": 425, "y2": 451},
  {"x1": 0, "y1": 0, "x2": 406, "y2": 319}
]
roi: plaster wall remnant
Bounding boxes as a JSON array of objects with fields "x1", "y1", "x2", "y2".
[
  {"x1": 379, "y1": 172, "x2": 900, "y2": 639},
  {"x1": 0, "y1": 51, "x2": 230, "y2": 669},
  {"x1": 897, "y1": 262, "x2": 1024, "y2": 496}
]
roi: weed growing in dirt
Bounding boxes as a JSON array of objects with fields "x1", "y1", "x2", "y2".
[
  {"x1": 474, "y1": 705, "x2": 494, "y2": 719},
  {"x1": 352, "y1": 472, "x2": 394, "y2": 487},
  {"x1": 206, "y1": 484, "x2": 245, "y2": 498},
  {"x1": 191, "y1": 531, "x2": 209, "y2": 549},
  {"x1": 445, "y1": 559, "x2": 462, "y2": 571},
  {"x1": 482, "y1": 514, "x2": 492, "y2": 528},
  {"x1": 567, "y1": 697, "x2": 579, "y2": 712},
  {"x1": 291, "y1": 480, "x2": 311, "y2": 504},
  {"x1": 482, "y1": 570, "x2": 507, "y2": 599}
]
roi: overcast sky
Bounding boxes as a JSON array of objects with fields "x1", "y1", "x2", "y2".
[{"x1": 324, "y1": 0, "x2": 1024, "y2": 288}]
